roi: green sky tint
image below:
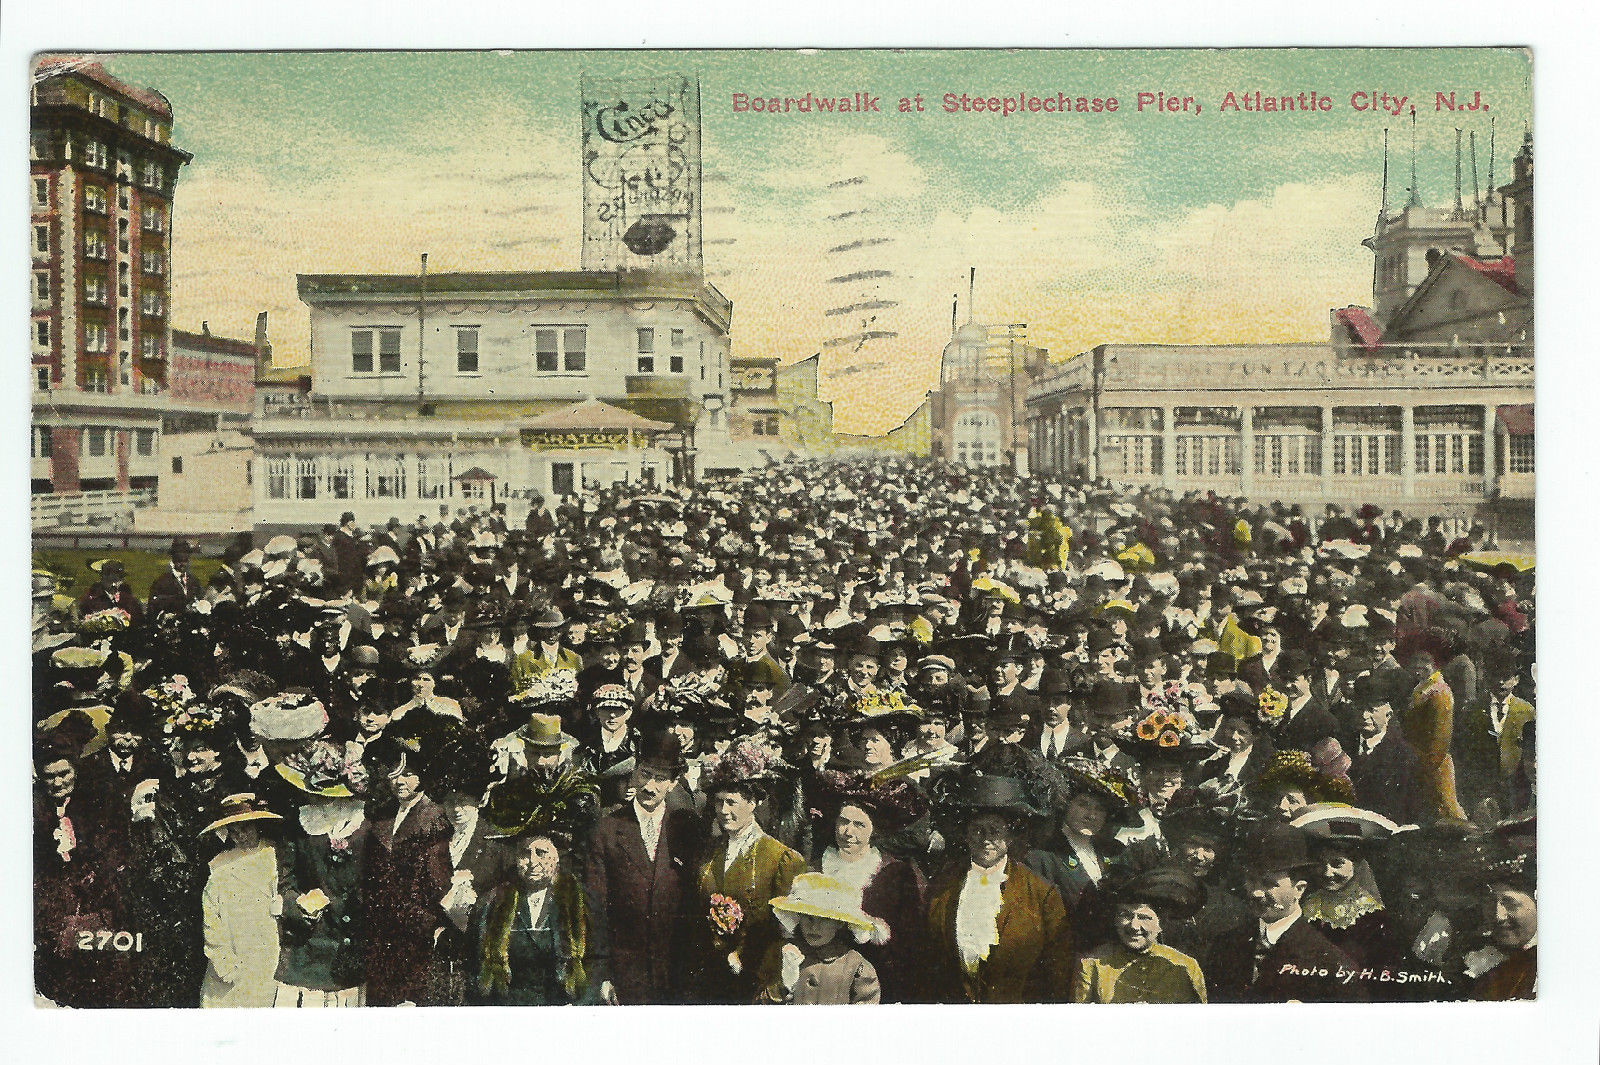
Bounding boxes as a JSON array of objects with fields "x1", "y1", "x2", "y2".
[{"x1": 87, "y1": 48, "x2": 1531, "y2": 432}]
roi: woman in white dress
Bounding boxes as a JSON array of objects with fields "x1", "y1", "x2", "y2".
[{"x1": 199, "y1": 793, "x2": 283, "y2": 1008}]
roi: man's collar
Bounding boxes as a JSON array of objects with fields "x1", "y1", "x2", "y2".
[{"x1": 1261, "y1": 907, "x2": 1301, "y2": 946}]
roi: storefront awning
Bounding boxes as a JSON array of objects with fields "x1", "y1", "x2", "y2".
[
  {"x1": 1497, "y1": 404, "x2": 1534, "y2": 435},
  {"x1": 453, "y1": 467, "x2": 496, "y2": 482}
]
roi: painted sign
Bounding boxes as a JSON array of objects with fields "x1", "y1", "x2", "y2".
[
  {"x1": 520, "y1": 429, "x2": 654, "y2": 451},
  {"x1": 581, "y1": 74, "x2": 702, "y2": 271},
  {"x1": 730, "y1": 363, "x2": 776, "y2": 394}
]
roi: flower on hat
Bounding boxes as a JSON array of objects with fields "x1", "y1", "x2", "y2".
[
  {"x1": 142, "y1": 675, "x2": 197, "y2": 719},
  {"x1": 703, "y1": 738, "x2": 787, "y2": 795},
  {"x1": 511, "y1": 666, "x2": 578, "y2": 706},
  {"x1": 280, "y1": 738, "x2": 369, "y2": 797},
  {"x1": 850, "y1": 688, "x2": 916, "y2": 720},
  {"x1": 1258, "y1": 686, "x2": 1289, "y2": 723},
  {"x1": 164, "y1": 702, "x2": 223, "y2": 737}
]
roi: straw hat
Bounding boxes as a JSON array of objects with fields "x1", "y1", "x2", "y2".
[
  {"x1": 770, "y1": 873, "x2": 875, "y2": 937},
  {"x1": 201, "y1": 792, "x2": 283, "y2": 836}
]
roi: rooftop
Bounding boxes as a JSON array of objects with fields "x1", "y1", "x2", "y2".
[{"x1": 33, "y1": 55, "x2": 174, "y2": 119}]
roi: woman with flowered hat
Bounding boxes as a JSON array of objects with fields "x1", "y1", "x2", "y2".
[
  {"x1": 806, "y1": 767, "x2": 928, "y2": 1001},
  {"x1": 272, "y1": 739, "x2": 370, "y2": 1007},
  {"x1": 1248, "y1": 749, "x2": 1357, "y2": 824},
  {"x1": 1072, "y1": 861, "x2": 1208, "y2": 1003},
  {"x1": 694, "y1": 737, "x2": 807, "y2": 1003},
  {"x1": 924, "y1": 768, "x2": 1072, "y2": 1003},
  {"x1": 1023, "y1": 756, "x2": 1141, "y2": 928},
  {"x1": 467, "y1": 766, "x2": 615, "y2": 1005}
]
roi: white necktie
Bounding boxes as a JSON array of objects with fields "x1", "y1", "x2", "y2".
[{"x1": 641, "y1": 814, "x2": 660, "y2": 862}]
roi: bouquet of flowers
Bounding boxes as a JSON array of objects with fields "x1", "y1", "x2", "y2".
[
  {"x1": 510, "y1": 666, "x2": 578, "y2": 706},
  {"x1": 80, "y1": 608, "x2": 132, "y2": 636},
  {"x1": 708, "y1": 893, "x2": 744, "y2": 939}
]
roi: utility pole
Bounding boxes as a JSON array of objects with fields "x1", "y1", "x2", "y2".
[{"x1": 417, "y1": 253, "x2": 429, "y2": 401}]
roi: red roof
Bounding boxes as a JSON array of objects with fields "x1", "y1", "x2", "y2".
[
  {"x1": 453, "y1": 467, "x2": 497, "y2": 482},
  {"x1": 1456, "y1": 254, "x2": 1518, "y2": 293},
  {"x1": 1335, "y1": 306, "x2": 1383, "y2": 353},
  {"x1": 1497, "y1": 404, "x2": 1533, "y2": 435},
  {"x1": 34, "y1": 55, "x2": 174, "y2": 119}
]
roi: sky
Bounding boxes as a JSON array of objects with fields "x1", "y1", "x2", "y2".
[{"x1": 82, "y1": 48, "x2": 1531, "y2": 433}]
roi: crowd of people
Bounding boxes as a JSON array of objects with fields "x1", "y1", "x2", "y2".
[{"x1": 31, "y1": 458, "x2": 1536, "y2": 1007}]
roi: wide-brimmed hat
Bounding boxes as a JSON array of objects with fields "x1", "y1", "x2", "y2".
[
  {"x1": 201, "y1": 792, "x2": 284, "y2": 836},
  {"x1": 937, "y1": 770, "x2": 1048, "y2": 819},
  {"x1": 1251, "y1": 750, "x2": 1356, "y2": 805},
  {"x1": 702, "y1": 737, "x2": 788, "y2": 798},
  {"x1": 1058, "y1": 756, "x2": 1143, "y2": 828},
  {"x1": 481, "y1": 765, "x2": 600, "y2": 844},
  {"x1": 770, "y1": 873, "x2": 875, "y2": 936},
  {"x1": 1292, "y1": 803, "x2": 1403, "y2": 844},
  {"x1": 249, "y1": 690, "x2": 327, "y2": 742},
  {"x1": 275, "y1": 739, "x2": 369, "y2": 798}
]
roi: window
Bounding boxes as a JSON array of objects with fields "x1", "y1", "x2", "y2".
[
  {"x1": 141, "y1": 290, "x2": 164, "y2": 316},
  {"x1": 135, "y1": 429, "x2": 155, "y2": 456},
  {"x1": 551, "y1": 462, "x2": 575, "y2": 496},
  {"x1": 83, "y1": 184, "x2": 106, "y2": 213},
  {"x1": 669, "y1": 354, "x2": 684, "y2": 374},
  {"x1": 753, "y1": 418, "x2": 766, "y2": 436},
  {"x1": 119, "y1": 262, "x2": 130, "y2": 297},
  {"x1": 36, "y1": 321, "x2": 50, "y2": 347},
  {"x1": 84, "y1": 230, "x2": 107, "y2": 260},
  {"x1": 118, "y1": 188, "x2": 129, "y2": 210},
  {"x1": 296, "y1": 456, "x2": 320, "y2": 499},
  {"x1": 459, "y1": 480, "x2": 485, "y2": 501},
  {"x1": 85, "y1": 323, "x2": 108, "y2": 353},
  {"x1": 456, "y1": 327, "x2": 479, "y2": 374},
  {"x1": 416, "y1": 455, "x2": 455, "y2": 499},
  {"x1": 33, "y1": 178, "x2": 49, "y2": 207},
  {"x1": 36, "y1": 367, "x2": 49, "y2": 392},
  {"x1": 266, "y1": 457, "x2": 290, "y2": 499},
  {"x1": 1507, "y1": 434, "x2": 1535, "y2": 474},
  {"x1": 117, "y1": 218, "x2": 130, "y2": 253},
  {"x1": 765, "y1": 416, "x2": 780, "y2": 436},
  {"x1": 671, "y1": 328, "x2": 684, "y2": 348},
  {"x1": 32, "y1": 427, "x2": 53, "y2": 457},
  {"x1": 84, "y1": 139, "x2": 108, "y2": 169},
  {"x1": 141, "y1": 251, "x2": 164, "y2": 275},
  {"x1": 87, "y1": 428, "x2": 108, "y2": 457},
  {"x1": 34, "y1": 273, "x2": 49, "y2": 303},
  {"x1": 141, "y1": 161, "x2": 164, "y2": 190},
  {"x1": 84, "y1": 276, "x2": 107, "y2": 305},
  {"x1": 367, "y1": 455, "x2": 407, "y2": 499},
  {"x1": 34, "y1": 225, "x2": 50, "y2": 255},
  {"x1": 637, "y1": 328, "x2": 655, "y2": 373},
  {"x1": 351, "y1": 328, "x2": 402, "y2": 374},
  {"x1": 141, "y1": 334, "x2": 160, "y2": 360},
  {"x1": 171, "y1": 457, "x2": 183, "y2": 474},
  {"x1": 119, "y1": 307, "x2": 131, "y2": 340},
  {"x1": 85, "y1": 370, "x2": 109, "y2": 393},
  {"x1": 119, "y1": 352, "x2": 132, "y2": 387},
  {"x1": 534, "y1": 327, "x2": 586, "y2": 373},
  {"x1": 327, "y1": 457, "x2": 355, "y2": 499},
  {"x1": 141, "y1": 205, "x2": 165, "y2": 233}
]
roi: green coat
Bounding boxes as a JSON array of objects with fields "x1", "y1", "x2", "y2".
[{"x1": 695, "y1": 831, "x2": 806, "y2": 1002}]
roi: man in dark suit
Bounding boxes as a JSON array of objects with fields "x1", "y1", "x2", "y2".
[
  {"x1": 146, "y1": 539, "x2": 203, "y2": 620},
  {"x1": 76, "y1": 691, "x2": 160, "y2": 829},
  {"x1": 1346, "y1": 673, "x2": 1424, "y2": 826},
  {"x1": 332, "y1": 512, "x2": 368, "y2": 595},
  {"x1": 76, "y1": 558, "x2": 142, "y2": 625},
  {"x1": 1027, "y1": 669, "x2": 1090, "y2": 764},
  {"x1": 1273, "y1": 650, "x2": 1341, "y2": 753},
  {"x1": 585, "y1": 732, "x2": 706, "y2": 1004},
  {"x1": 1206, "y1": 823, "x2": 1363, "y2": 1002}
]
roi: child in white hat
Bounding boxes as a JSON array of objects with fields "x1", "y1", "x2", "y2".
[{"x1": 758, "y1": 873, "x2": 881, "y2": 1004}]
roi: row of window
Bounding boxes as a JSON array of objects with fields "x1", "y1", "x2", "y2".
[
  {"x1": 35, "y1": 316, "x2": 165, "y2": 358},
  {"x1": 265, "y1": 455, "x2": 464, "y2": 502},
  {"x1": 83, "y1": 90, "x2": 170, "y2": 144},
  {"x1": 31, "y1": 426, "x2": 156, "y2": 459},
  {"x1": 1102, "y1": 429, "x2": 1497, "y2": 479},
  {"x1": 350, "y1": 326, "x2": 697, "y2": 377},
  {"x1": 749, "y1": 416, "x2": 781, "y2": 436}
]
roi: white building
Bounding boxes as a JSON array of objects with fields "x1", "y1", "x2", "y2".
[{"x1": 250, "y1": 269, "x2": 734, "y2": 530}]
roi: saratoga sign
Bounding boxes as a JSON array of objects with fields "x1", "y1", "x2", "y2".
[{"x1": 520, "y1": 429, "x2": 656, "y2": 451}]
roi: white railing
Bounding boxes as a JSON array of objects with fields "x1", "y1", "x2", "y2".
[{"x1": 32, "y1": 488, "x2": 156, "y2": 529}]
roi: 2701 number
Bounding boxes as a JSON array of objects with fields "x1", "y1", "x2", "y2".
[{"x1": 76, "y1": 931, "x2": 143, "y2": 952}]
